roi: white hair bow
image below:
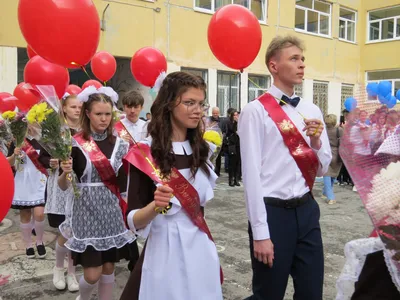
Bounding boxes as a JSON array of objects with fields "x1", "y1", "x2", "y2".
[
  {"x1": 152, "y1": 71, "x2": 167, "y2": 94},
  {"x1": 62, "y1": 92, "x2": 70, "y2": 100},
  {"x1": 77, "y1": 86, "x2": 119, "y2": 104}
]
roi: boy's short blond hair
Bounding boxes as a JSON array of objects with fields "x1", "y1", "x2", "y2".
[{"x1": 265, "y1": 36, "x2": 305, "y2": 70}]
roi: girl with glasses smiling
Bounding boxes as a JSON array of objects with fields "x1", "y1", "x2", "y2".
[{"x1": 121, "y1": 71, "x2": 223, "y2": 300}]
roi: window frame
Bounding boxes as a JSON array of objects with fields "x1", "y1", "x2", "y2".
[
  {"x1": 193, "y1": 0, "x2": 268, "y2": 24},
  {"x1": 295, "y1": 0, "x2": 332, "y2": 38},
  {"x1": 217, "y1": 71, "x2": 240, "y2": 114},
  {"x1": 366, "y1": 70, "x2": 400, "y2": 102},
  {"x1": 367, "y1": 6, "x2": 400, "y2": 43},
  {"x1": 247, "y1": 74, "x2": 270, "y2": 102},
  {"x1": 338, "y1": 7, "x2": 357, "y2": 43}
]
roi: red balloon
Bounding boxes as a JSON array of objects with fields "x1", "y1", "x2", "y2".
[
  {"x1": 208, "y1": 4, "x2": 262, "y2": 71},
  {"x1": 0, "y1": 153, "x2": 14, "y2": 222},
  {"x1": 65, "y1": 84, "x2": 82, "y2": 95},
  {"x1": 91, "y1": 51, "x2": 117, "y2": 82},
  {"x1": 13, "y1": 82, "x2": 41, "y2": 112},
  {"x1": 0, "y1": 93, "x2": 17, "y2": 113},
  {"x1": 18, "y1": 0, "x2": 100, "y2": 69},
  {"x1": 27, "y1": 45, "x2": 37, "y2": 59},
  {"x1": 82, "y1": 80, "x2": 103, "y2": 90},
  {"x1": 130, "y1": 47, "x2": 167, "y2": 87},
  {"x1": 24, "y1": 56, "x2": 70, "y2": 99}
]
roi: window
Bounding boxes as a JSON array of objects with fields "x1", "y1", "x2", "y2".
[
  {"x1": 366, "y1": 70, "x2": 400, "y2": 101},
  {"x1": 181, "y1": 67, "x2": 208, "y2": 84},
  {"x1": 295, "y1": 0, "x2": 331, "y2": 37},
  {"x1": 194, "y1": 0, "x2": 267, "y2": 22},
  {"x1": 339, "y1": 7, "x2": 356, "y2": 42},
  {"x1": 248, "y1": 75, "x2": 270, "y2": 102},
  {"x1": 294, "y1": 83, "x2": 303, "y2": 98},
  {"x1": 368, "y1": 6, "x2": 400, "y2": 42},
  {"x1": 313, "y1": 81, "x2": 328, "y2": 115},
  {"x1": 341, "y1": 84, "x2": 354, "y2": 109},
  {"x1": 217, "y1": 72, "x2": 240, "y2": 115}
]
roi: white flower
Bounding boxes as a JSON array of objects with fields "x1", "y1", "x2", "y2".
[{"x1": 366, "y1": 161, "x2": 400, "y2": 224}]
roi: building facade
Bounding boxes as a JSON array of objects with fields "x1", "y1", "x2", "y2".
[{"x1": 0, "y1": 0, "x2": 399, "y2": 117}]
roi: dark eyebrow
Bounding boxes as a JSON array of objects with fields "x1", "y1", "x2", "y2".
[{"x1": 291, "y1": 54, "x2": 305, "y2": 61}]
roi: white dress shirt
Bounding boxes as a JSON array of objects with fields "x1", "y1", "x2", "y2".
[
  {"x1": 121, "y1": 117, "x2": 148, "y2": 142},
  {"x1": 238, "y1": 85, "x2": 332, "y2": 240}
]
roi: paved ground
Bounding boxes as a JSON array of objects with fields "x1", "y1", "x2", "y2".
[{"x1": 0, "y1": 173, "x2": 372, "y2": 300}]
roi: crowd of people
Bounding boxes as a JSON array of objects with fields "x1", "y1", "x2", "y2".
[{"x1": 2, "y1": 34, "x2": 399, "y2": 300}]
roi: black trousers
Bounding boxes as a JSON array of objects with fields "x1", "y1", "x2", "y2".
[
  {"x1": 246, "y1": 194, "x2": 324, "y2": 300},
  {"x1": 214, "y1": 149, "x2": 222, "y2": 175},
  {"x1": 228, "y1": 153, "x2": 240, "y2": 182},
  {"x1": 351, "y1": 250, "x2": 400, "y2": 300}
]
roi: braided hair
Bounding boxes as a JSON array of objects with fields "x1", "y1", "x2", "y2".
[{"x1": 147, "y1": 71, "x2": 210, "y2": 178}]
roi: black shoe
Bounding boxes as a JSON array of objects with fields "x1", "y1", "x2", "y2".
[
  {"x1": 32, "y1": 228, "x2": 36, "y2": 236},
  {"x1": 229, "y1": 181, "x2": 235, "y2": 187},
  {"x1": 26, "y1": 247, "x2": 35, "y2": 259},
  {"x1": 36, "y1": 243, "x2": 47, "y2": 259},
  {"x1": 215, "y1": 172, "x2": 220, "y2": 176},
  {"x1": 235, "y1": 181, "x2": 240, "y2": 186}
]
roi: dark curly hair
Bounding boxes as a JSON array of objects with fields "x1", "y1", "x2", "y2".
[
  {"x1": 79, "y1": 93, "x2": 115, "y2": 143},
  {"x1": 147, "y1": 71, "x2": 210, "y2": 178}
]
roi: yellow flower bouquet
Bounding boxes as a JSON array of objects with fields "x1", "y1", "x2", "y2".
[
  {"x1": 25, "y1": 85, "x2": 79, "y2": 197},
  {"x1": 203, "y1": 129, "x2": 223, "y2": 165}
]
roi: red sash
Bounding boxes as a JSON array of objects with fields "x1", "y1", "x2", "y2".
[
  {"x1": 115, "y1": 121, "x2": 133, "y2": 145},
  {"x1": 22, "y1": 139, "x2": 48, "y2": 177},
  {"x1": 258, "y1": 93, "x2": 319, "y2": 190},
  {"x1": 123, "y1": 143, "x2": 224, "y2": 284},
  {"x1": 74, "y1": 133, "x2": 127, "y2": 223}
]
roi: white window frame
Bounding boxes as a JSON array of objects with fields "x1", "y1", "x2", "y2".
[
  {"x1": 248, "y1": 74, "x2": 270, "y2": 102},
  {"x1": 367, "y1": 6, "x2": 400, "y2": 43},
  {"x1": 193, "y1": 0, "x2": 267, "y2": 24},
  {"x1": 366, "y1": 70, "x2": 400, "y2": 102},
  {"x1": 339, "y1": 7, "x2": 357, "y2": 43},
  {"x1": 295, "y1": 0, "x2": 332, "y2": 38}
]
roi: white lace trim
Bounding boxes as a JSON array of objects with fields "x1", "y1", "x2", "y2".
[{"x1": 335, "y1": 238, "x2": 384, "y2": 300}]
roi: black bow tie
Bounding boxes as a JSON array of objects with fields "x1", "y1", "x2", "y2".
[{"x1": 280, "y1": 95, "x2": 300, "y2": 107}]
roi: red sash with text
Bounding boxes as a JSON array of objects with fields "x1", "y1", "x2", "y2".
[
  {"x1": 74, "y1": 133, "x2": 127, "y2": 222},
  {"x1": 258, "y1": 93, "x2": 319, "y2": 191},
  {"x1": 22, "y1": 139, "x2": 48, "y2": 177},
  {"x1": 123, "y1": 143, "x2": 224, "y2": 284},
  {"x1": 115, "y1": 121, "x2": 133, "y2": 145}
]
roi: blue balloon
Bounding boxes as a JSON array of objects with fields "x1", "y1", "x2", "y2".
[
  {"x1": 396, "y1": 89, "x2": 400, "y2": 101},
  {"x1": 378, "y1": 81, "x2": 392, "y2": 97},
  {"x1": 378, "y1": 94, "x2": 391, "y2": 105},
  {"x1": 344, "y1": 97, "x2": 357, "y2": 112},
  {"x1": 387, "y1": 95, "x2": 397, "y2": 109},
  {"x1": 366, "y1": 82, "x2": 379, "y2": 97}
]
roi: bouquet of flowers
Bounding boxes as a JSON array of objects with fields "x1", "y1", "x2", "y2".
[
  {"x1": 0, "y1": 116, "x2": 13, "y2": 155},
  {"x1": 25, "y1": 85, "x2": 79, "y2": 197},
  {"x1": 203, "y1": 129, "x2": 223, "y2": 165},
  {"x1": 2, "y1": 111, "x2": 28, "y2": 169}
]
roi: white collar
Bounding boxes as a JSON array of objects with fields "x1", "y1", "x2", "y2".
[
  {"x1": 268, "y1": 85, "x2": 298, "y2": 101},
  {"x1": 172, "y1": 140, "x2": 192, "y2": 155},
  {"x1": 122, "y1": 117, "x2": 142, "y2": 127}
]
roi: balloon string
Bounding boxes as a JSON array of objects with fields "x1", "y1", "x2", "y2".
[
  {"x1": 70, "y1": 62, "x2": 91, "y2": 80},
  {"x1": 80, "y1": 66, "x2": 91, "y2": 80}
]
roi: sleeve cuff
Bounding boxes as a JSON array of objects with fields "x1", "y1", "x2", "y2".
[
  {"x1": 127, "y1": 210, "x2": 152, "y2": 238},
  {"x1": 251, "y1": 223, "x2": 270, "y2": 240}
]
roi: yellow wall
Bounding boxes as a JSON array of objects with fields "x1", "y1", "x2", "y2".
[
  {"x1": 0, "y1": 0, "x2": 399, "y2": 86},
  {"x1": 359, "y1": 0, "x2": 400, "y2": 73}
]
